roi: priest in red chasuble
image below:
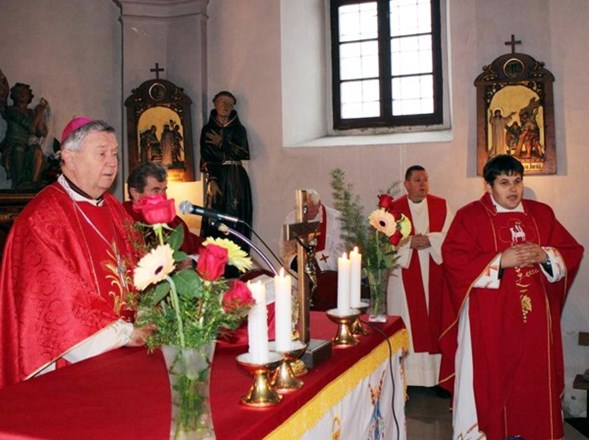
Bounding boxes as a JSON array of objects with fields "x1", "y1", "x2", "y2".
[
  {"x1": 124, "y1": 161, "x2": 203, "y2": 257},
  {"x1": 439, "y1": 155, "x2": 583, "y2": 440},
  {"x1": 388, "y1": 165, "x2": 453, "y2": 388},
  {"x1": 0, "y1": 118, "x2": 151, "y2": 389}
]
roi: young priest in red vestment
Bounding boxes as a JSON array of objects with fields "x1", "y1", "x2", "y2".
[
  {"x1": 0, "y1": 117, "x2": 152, "y2": 389},
  {"x1": 388, "y1": 165, "x2": 453, "y2": 388},
  {"x1": 439, "y1": 155, "x2": 584, "y2": 440}
]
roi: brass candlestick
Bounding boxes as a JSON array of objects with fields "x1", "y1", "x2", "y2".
[
  {"x1": 326, "y1": 308, "x2": 360, "y2": 347},
  {"x1": 269, "y1": 340, "x2": 307, "y2": 393},
  {"x1": 236, "y1": 352, "x2": 283, "y2": 407},
  {"x1": 351, "y1": 301, "x2": 370, "y2": 336}
]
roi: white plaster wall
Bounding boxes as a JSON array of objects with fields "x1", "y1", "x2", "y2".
[
  {"x1": 207, "y1": 0, "x2": 589, "y2": 416},
  {"x1": 0, "y1": 0, "x2": 123, "y2": 196}
]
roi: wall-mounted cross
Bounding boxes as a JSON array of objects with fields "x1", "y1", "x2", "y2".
[
  {"x1": 504, "y1": 34, "x2": 522, "y2": 54},
  {"x1": 150, "y1": 62, "x2": 165, "y2": 79}
]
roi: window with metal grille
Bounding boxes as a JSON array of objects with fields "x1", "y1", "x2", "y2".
[{"x1": 330, "y1": 0, "x2": 443, "y2": 130}]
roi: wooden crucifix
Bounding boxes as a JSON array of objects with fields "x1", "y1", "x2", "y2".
[{"x1": 282, "y1": 190, "x2": 320, "y2": 343}]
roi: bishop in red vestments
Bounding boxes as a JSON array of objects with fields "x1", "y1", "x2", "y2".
[
  {"x1": 0, "y1": 118, "x2": 150, "y2": 390},
  {"x1": 439, "y1": 155, "x2": 583, "y2": 440}
]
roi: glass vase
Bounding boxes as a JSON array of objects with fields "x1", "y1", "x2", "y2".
[
  {"x1": 366, "y1": 267, "x2": 390, "y2": 322},
  {"x1": 162, "y1": 342, "x2": 216, "y2": 440}
]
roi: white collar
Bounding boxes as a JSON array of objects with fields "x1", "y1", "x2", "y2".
[
  {"x1": 490, "y1": 194, "x2": 523, "y2": 213},
  {"x1": 58, "y1": 174, "x2": 104, "y2": 207}
]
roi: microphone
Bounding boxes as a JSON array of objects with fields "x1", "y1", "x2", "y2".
[{"x1": 179, "y1": 200, "x2": 241, "y2": 224}]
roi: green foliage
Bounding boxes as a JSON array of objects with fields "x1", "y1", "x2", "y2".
[
  {"x1": 330, "y1": 168, "x2": 402, "y2": 271},
  {"x1": 330, "y1": 168, "x2": 368, "y2": 249}
]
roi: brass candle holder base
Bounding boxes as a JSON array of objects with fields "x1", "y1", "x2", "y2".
[
  {"x1": 236, "y1": 352, "x2": 283, "y2": 407},
  {"x1": 351, "y1": 302, "x2": 370, "y2": 336},
  {"x1": 326, "y1": 308, "x2": 360, "y2": 347},
  {"x1": 269, "y1": 340, "x2": 307, "y2": 393}
]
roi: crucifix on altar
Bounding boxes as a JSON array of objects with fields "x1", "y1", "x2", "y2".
[{"x1": 282, "y1": 189, "x2": 332, "y2": 367}]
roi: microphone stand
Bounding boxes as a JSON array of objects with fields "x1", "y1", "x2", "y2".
[{"x1": 212, "y1": 220, "x2": 278, "y2": 276}]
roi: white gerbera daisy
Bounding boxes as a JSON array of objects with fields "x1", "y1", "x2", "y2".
[
  {"x1": 133, "y1": 244, "x2": 176, "y2": 291},
  {"x1": 203, "y1": 237, "x2": 253, "y2": 273},
  {"x1": 368, "y1": 209, "x2": 397, "y2": 237}
]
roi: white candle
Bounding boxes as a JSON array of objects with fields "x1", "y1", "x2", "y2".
[
  {"x1": 274, "y1": 268, "x2": 293, "y2": 352},
  {"x1": 350, "y1": 246, "x2": 362, "y2": 308},
  {"x1": 337, "y1": 252, "x2": 351, "y2": 313},
  {"x1": 247, "y1": 280, "x2": 269, "y2": 363}
]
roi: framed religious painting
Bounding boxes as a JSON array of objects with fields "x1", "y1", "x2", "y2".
[
  {"x1": 474, "y1": 49, "x2": 556, "y2": 175},
  {"x1": 125, "y1": 78, "x2": 195, "y2": 182}
]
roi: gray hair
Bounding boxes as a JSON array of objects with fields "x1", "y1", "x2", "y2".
[
  {"x1": 61, "y1": 120, "x2": 115, "y2": 152},
  {"x1": 306, "y1": 189, "x2": 320, "y2": 204}
]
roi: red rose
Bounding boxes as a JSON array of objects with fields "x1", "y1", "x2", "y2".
[
  {"x1": 197, "y1": 244, "x2": 229, "y2": 281},
  {"x1": 378, "y1": 194, "x2": 394, "y2": 210},
  {"x1": 389, "y1": 229, "x2": 402, "y2": 247},
  {"x1": 222, "y1": 280, "x2": 254, "y2": 313},
  {"x1": 133, "y1": 194, "x2": 176, "y2": 224}
]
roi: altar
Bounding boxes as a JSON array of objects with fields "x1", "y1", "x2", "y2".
[{"x1": 0, "y1": 312, "x2": 408, "y2": 440}]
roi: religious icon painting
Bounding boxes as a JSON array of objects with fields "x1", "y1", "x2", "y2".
[
  {"x1": 125, "y1": 77, "x2": 195, "y2": 182},
  {"x1": 474, "y1": 39, "x2": 556, "y2": 175}
]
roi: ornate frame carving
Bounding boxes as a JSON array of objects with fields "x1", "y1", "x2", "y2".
[
  {"x1": 124, "y1": 78, "x2": 195, "y2": 181},
  {"x1": 475, "y1": 52, "x2": 556, "y2": 175}
]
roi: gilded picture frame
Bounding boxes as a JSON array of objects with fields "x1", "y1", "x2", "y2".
[
  {"x1": 475, "y1": 52, "x2": 556, "y2": 175},
  {"x1": 124, "y1": 78, "x2": 195, "y2": 182}
]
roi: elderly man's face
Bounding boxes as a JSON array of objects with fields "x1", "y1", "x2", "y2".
[
  {"x1": 62, "y1": 131, "x2": 119, "y2": 199},
  {"x1": 305, "y1": 200, "x2": 321, "y2": 220}
]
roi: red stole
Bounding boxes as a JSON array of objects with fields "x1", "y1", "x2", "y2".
[
  {"x1": 77, "y1": 202, "x2": 135, "y2": 320},
  {"x1": 392, "y1": 195, "x2": 446, "y2": 353},
  {"x1": 316, "y1": 204, "x2": 327, "y2": 252}
]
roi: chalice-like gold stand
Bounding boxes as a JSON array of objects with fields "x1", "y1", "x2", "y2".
[
  {"x1": 351, "y1": 302, "x2": 370, "y2": 336},
  {"x1": 236, "y1": 352, "x2": 283, "y2": 407},
  {"x1": 326, "y1": 308, "x2": 360, "y2": 347},
  {"x1": 269, "y1": 340, "x2": 307, "y2": 393}
]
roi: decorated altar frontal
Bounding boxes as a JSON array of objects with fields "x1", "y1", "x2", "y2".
[{"x1": 0, "y1": 312, "x2": 408, "y2": 440}]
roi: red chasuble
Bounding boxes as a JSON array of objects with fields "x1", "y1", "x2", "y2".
[
  {"x1": 392, "y1": 194, "x2": 447, "y2": 353},
  {"x1": 439, "y1": 193, "x2": 583, "y2": 439},
  {"x1": 0, "y1": 183, "x2": 139, "y2": 389}
]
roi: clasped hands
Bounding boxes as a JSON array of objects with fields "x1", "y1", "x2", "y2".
[
  {"x1": 500, "y1": 242, "x2": 548, "y2": 269},
  {"x1": 410, "y1": 233, "x2": 431, "y2": 250}
]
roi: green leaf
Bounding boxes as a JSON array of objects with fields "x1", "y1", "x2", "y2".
[
  {"x1": 144, "y1": 281, "x2": 171, "y2": 305},
  {"x1": 173, "y1": 250, "x2": 188, "y2": 262},
  {"x1": 168, "y1": 225, "x2": 185, "y2": 251},
  {"x1": 173, "y1": 270, "x2": 202, "y2": 299}
]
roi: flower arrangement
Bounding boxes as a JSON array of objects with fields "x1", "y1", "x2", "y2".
[
  {"x1": 132, "y1": 194, "x2": 254, "y2": 349},
  {"x1": 131, "y1": 194, "x2": 254, "y2": 438},
  {"x1": 331, "y1": 168, "x2": 411, "y2": 271},
  {"x1": 330, "y1": 169, "x2": 412, "y2": 320}
]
